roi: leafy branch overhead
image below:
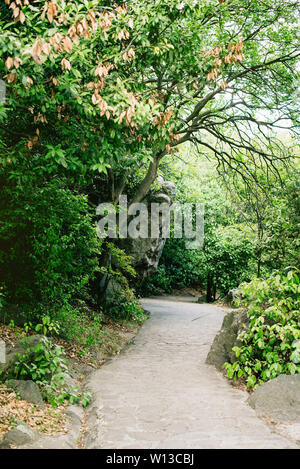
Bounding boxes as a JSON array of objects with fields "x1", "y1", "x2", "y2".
[{"x1": 0, "y1": 0, "x2": 299, "y2": 200}]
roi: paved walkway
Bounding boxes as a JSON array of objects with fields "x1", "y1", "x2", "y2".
[{"x1": 85, "y1": 299, "x2": 296, "y2": 449}]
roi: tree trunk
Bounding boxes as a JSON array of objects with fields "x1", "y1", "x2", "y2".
[
  {"x1": 257, "y1": 220, "x2": 264, "y2": 278},
  {"x1": 213, "y1": 279, "x2": 217, "y2": 301},
  {"x1": 129, "y1": 151, "x2": 165, "y2": 206},
  {"x1": 206, "y1": 274, "x2": 214, "y2": 303},
  {"x1": 257, "y1": 247, "x2": 262, "y2": 277}
]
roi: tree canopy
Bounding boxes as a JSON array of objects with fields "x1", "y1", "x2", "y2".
[{"x1": 0, "y1": 0, "x2": 299, "y2": 201}]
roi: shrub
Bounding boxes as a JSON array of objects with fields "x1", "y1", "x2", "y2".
[
  {"x1": 140, "y1": 227, "x2": 254, "y2": 300},
  {"x1": 12, "y1": 336, "x2": 91, "y2": 407},
  {"x1": 0, "y1": 175, "x2": 101, "y2": 314},
  {"x1": 139, "y1": 265, "x2": 172, "y2": 295},
  {"x1": 96, "y1": 242, "x2": 146, "y2": 323},
  {"x1": 140, "y1": 238, "x2": 206, "y2": 295},
  {"x1": 223, "y1": 271, "x2": 300, "y2": 388},
  {"x1": 23, "y1": 316, "x2": 61, "y2": 337},
  {"x1": 53, "y1": 304, "x2": 104, "y2": 350},
  {"x1": 105, "y1": 287, "x2": 146, "y2": 323},
  {"x1": 204, "y1": 227, "x2": 255, "y2": 301}
]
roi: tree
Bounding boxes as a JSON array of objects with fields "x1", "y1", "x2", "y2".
[
  {"x1": 141, "y1": 148, "x2": 255, "y2": 300},
  {"x1": 221, "y1": 152, "x2": 300, "y2": 276},
  {"x1": 1, "y1": 0, "x2": 299, "y2": 311},
  {"x1": 0, "y1": 0, "x2": 299, "y2": 204},
  {"x1": 204, "y1": 226, "x2": 254, "y2": 301}
]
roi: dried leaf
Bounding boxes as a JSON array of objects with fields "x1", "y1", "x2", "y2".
[
  {"x1": 41, "y1": 3, "x2": 47, "y2": 20},
  {"x1": 47, "y1": 1, "x2": 57, "y2": 23},
  {"x1": 5, "y1": 57, "x2": 14, "y2": 70},
  {"x1": 61, "y1": 58, "x2": 71, "y2": 71},
  {"x1": 31, "y1": 40, "x2": 43, "y2": 64},
  {"x1": 19, "y1": 10, "x2": 25, "y2": 23},
  {"x1": 6, "y1": 73, "x2": 17, "y2": 83},
  {"x1": 13, "y1": 57, "x2": 22, "y2": 69},
  {"x1": 62, "y1": 36, "x2": 72, "y2": 53},
  {"x1": 92, "y1": 93, "x2": 98, "y2": 105}
]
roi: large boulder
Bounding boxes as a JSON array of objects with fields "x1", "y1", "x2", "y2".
[
  {"x1": 0, "y1": 423, "x2": 38, "y2": 449},
  {"x1": 205, "y1": 309, "x2": 249, "y2": 369},
  {"x1": 7, "y1": 379, "x2": 44, "y2": 407},
  {"x1": 248, "y1": 374, "x2": 300, "y2": 422}
]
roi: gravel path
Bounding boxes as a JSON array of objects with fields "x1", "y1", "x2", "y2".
[{"x1": 84, "y1": 298, "x2": 297, "y2": 449}]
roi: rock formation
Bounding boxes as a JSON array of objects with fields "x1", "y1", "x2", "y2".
[
  {"x1": 119, "y1": 176, "x2": 176, "y2": 281},
  {"x1": 205, "y1": 309, "x2": 249, "y2": 369}
]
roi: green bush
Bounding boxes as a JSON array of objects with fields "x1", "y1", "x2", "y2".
[
  {"x1": 140, "y1": 227, "x2": 254, "y2": 300},
  {"x1": 105, "y1": 287, "x2": 146, "y2": 323},
  {"x1": 140, "y1": 238, "x2": 206, "y2": 295},
  {"x1": 204, "y1": 227, "x2": 254, "y2": 300},
  {"x1": 53, "y1": 303, "x2": 104, "y2": 350},
  {"x1": 223, "y1": 271, "x2": 300, "y2": 388},
  {"x1": 22, "y1": 316, "x2": 61, "y2": 337},
  {"x1": 95, "y1": 242, "x2": 146, "y2": 323},
  {"x1": 140, "y1": 265, "x2": 172, "y2": 295},
  {"x1": 0, "y1": 174, "x2": 101, "y2": 313}
]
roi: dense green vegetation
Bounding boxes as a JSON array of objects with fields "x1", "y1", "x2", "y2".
[
  {"x1": 0, "y1": 0, "x2": 299, "y2": 395},
  {"x1": 13, "y1": 336, "x2": 92, "y2": 407},
  {"x1": 141, "y1": 147, "x2": 299, "y2": 301},
  {"x1": 223, "y1": 271, "x2": 300, "y2": 388}
]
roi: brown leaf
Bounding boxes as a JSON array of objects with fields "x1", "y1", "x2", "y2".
[
  {"x1": 61, "y1": 58, "x2": 71, "y2": 71},
  {"x1": 19, "y1": 11, "x2": 25, "y2": 23},
  {"x1": 47, "y1": 1, "x2": 57, "y2": 23},
  {"x1": 41, "y1": 3, "x2": 47, "y2": 20},
  {"x1": 92, "y1": 93, "x2": 99, "y2": 105},
  {"x1": 12, "y1": 6, "x2": 20, "y2": 18},
  {"x1": 5, "y1": 57, "x2": 14, "y2": 70},
  {"x1": 6, "y1": 73, "x2": 17, "y2": 83},
  {"x1": 31, "y1": 40, "x2": 43, "y2": 64},
  {"x1": 224, "y1": 53, "x2": 232, "y2": 64},
  {"x1": 127, "y1": 48, "x2": 135, "y2": 60},
  {"x1": 62, "y1": 36, "x2": 72, "y2": 53},
  {"x1": 42, "y1": 43, "x2": 51, "y2": 56},
  {"x1": 89, "y1": 11, "x2": 97, "y2": 32},
  {"x1": 13, "y1": 57, "x2": 22, "y2": 69}
]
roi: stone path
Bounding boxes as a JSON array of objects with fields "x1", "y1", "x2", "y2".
[{"x1": 84, "y1": 298, "x2": 297, "y2": 449}]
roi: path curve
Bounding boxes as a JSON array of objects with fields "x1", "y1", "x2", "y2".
[{"x1": 85, "y1": 299, "x2": 296, "y2": 449}]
